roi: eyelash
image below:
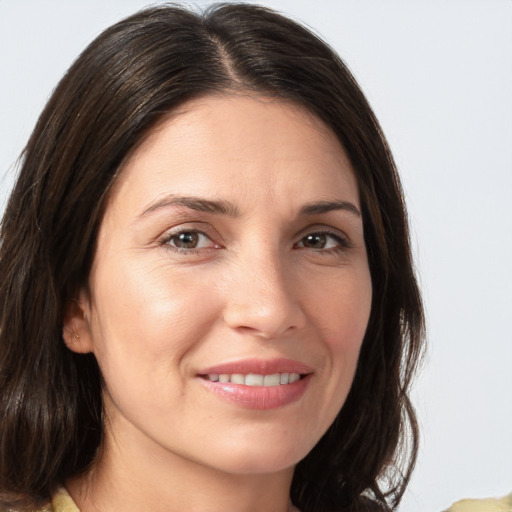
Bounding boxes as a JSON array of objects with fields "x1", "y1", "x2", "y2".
[{"x1": 159, "y1": 227, "x2": 351, "y2": 255}]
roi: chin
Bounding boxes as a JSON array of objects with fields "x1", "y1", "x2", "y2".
[{"x1": 204, "y1": 434, "x2": 313, "y2": 476}]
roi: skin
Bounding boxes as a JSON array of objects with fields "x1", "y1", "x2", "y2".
[{"x1": 64, "y1": 94, "x2": 373, "y2": 512}]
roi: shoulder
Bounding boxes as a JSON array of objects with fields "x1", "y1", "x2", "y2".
[
  {"x1": 47, "y1": 488, "x2": 80, "y2": 512},
  {"x1": 22, "y1": 488, "x2": 79, "y2": 512},
  {"x1": 444, "y1": 493, "x2": 512, "y2": 512}
]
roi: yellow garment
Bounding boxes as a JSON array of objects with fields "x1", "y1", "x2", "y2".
[
  {"x1": 48, "y1": 488, "x2": 80, "y2": 512},
  {"x1": 43, "y1": 488, "x2": 302, "y2": 511},
  {"x1": 446, "y1": 493, "x2": 512, "y2": 512}
]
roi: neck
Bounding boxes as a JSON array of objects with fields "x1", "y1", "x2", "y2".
[{"x1": 67, "y1": 409, "x2": 297, "y2": 512}]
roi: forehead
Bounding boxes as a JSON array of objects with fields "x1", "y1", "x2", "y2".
[{"x1": 110, "y1": 94, "x2": 360, "y2": 216}]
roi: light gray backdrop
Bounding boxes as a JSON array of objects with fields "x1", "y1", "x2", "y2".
[{"x1": 1, "y1": 1, "x2": 511, "y2": 511}]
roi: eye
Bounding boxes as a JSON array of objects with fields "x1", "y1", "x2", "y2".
[
  {"x1": 295, "y1": 231, "x2": 348, "y2": 251},
  {"x1": 164, "y1": 230, "x2": 217, "y2": 251}
]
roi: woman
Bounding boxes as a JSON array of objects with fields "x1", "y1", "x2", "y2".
[{"x1": 0, "y1": 4, "x2": 424, "y2": 512}]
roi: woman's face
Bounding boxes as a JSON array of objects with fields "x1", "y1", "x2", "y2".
[{"x1": 70, "y1": 94, "x2": 372, "y2": 476}]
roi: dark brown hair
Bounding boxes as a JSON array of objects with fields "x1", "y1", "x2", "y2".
[{"x1": 0, "y1": 4, "x2": 424, "y2": 511}]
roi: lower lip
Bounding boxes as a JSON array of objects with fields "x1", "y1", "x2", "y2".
[{"x1": 199, "y1": 375, "x2": 311, "y2": 410}]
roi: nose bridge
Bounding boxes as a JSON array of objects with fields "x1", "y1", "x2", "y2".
[
  {"x1": 248, "y1": 245, "x2": 287, "y2": 305},
  {"x1": 223, "y1": 239, "x2": 305, "y2": 338}
]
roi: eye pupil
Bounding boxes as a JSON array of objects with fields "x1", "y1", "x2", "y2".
[
  {"x1": 303, "y1": 234, "x2": 326, "y2": 248},
  {"x1": 175, "y1": 232, "x2": 199, "y2": 248}
]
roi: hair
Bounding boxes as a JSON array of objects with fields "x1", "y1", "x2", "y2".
[{"x1": 0, "y1": 4, "x2": 424, "y2": 512}]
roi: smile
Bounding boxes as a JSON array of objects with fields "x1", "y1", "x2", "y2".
[
  {"x1": 204, "y1": 372, "x2": 302, "y2": 386},
  {"x1": 197, "y1": 359, "x2": 313, "y2": 410}
]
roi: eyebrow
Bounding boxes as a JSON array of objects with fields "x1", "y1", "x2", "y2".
[
  {"x1": 139, "y1": 195, "x2": 241, "y2": 218},
  {"x1": 299, "y1": 200, "x2": 361, "y2": 217},
  {"x1": 139, "y1": 195, "x2": 360, "y2": 220}
]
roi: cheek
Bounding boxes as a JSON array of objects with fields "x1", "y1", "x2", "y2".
[
  {"x1": 317, "y1": 271, "x2": 372, "y2": 348},
  {"x1": 297, "y1": 273, "x2": 371, "y2": 447},
  {"x1": 87, "y1": 255, "x2": 222, "y2": 377},
  {"x1": 317, "y1": 269, "x2": 372, "y2": 397}
]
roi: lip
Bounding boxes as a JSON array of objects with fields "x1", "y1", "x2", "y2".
[
  {"x1": 199, "y1": 357, "x2": 313, "y2": 376},
  {"x1": 197, "y1": 358, "x2": 313, "y2": 410}
]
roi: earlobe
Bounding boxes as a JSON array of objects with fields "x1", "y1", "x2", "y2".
[{"x1": 62, "y1": 293, "x2": 94, "y2": 354}]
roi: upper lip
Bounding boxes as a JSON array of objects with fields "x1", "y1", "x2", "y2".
[{"x1": 198, "y1": 358, "x2": 313, "y2": 376}]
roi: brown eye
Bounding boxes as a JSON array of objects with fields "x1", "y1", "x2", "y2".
[
  {"x1": 296, "y1": 231, "x2": 348, "y2": 251},
  {"x1": 302, "y1": 233, "x2": 328, "y2": 249},
  {"x1": 172, "y1": 232, "x2": 200, "y2": 249},
  {"x1": 165, "y1": 231, "x2": 216, "y2": 251}
]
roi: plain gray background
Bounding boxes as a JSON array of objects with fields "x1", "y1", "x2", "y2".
[{"x1": 1, "y1": 1, "x2": 511, "y2": 511}]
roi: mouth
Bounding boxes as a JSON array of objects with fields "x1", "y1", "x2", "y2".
[{"x1": 197, "y1": 358, "x2": 312, "y2": 410}]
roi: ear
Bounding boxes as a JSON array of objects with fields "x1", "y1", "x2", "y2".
[{"x1": 62, "y1": 291, "x2": 94, "y2": 354}]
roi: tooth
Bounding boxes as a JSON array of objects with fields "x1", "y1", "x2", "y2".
[
  {"x1": 208, "y1": 372, "x2": 302, "y2": 386},
  {"x1": 230, "y1": 374, "x2": 245, "y2": 384},
  {"x1": 245, "y1": 374, "x2": 264, "y2": 386},
  {"x1": 263, "y1": 374, "x2": 280, "y2": 386}
]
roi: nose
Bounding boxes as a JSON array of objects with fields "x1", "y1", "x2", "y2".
[{"x1": 222, "y1": 248, "x2": 307, "y2": 339}]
